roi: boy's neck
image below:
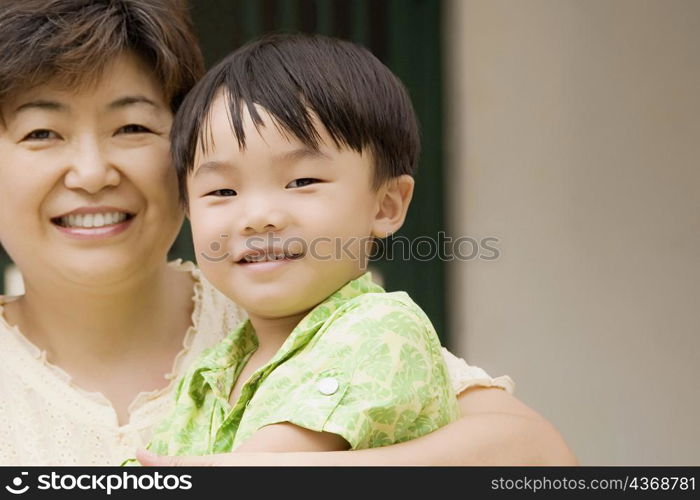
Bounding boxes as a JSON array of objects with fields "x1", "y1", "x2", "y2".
[
  {"x1": 247, "y1": 310, "x2": 310, "y2": 354},
  {"x1": 245, "y1": 271, "x2": 368, "y2": 354}
]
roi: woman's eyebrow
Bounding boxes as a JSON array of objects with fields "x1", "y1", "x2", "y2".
[
  {"x1": 108, "y1": 95, "x2": 159, "y2": 110},
  {"x1": 13, "y1": 100, "x2": 67, "y2": 115},
  {"x1": 11, "y1": 96, "x2": 159, "y2": 116}
]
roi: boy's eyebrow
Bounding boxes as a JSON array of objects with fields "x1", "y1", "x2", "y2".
[
  {"x1": 193, "y1": 160, "x2": 232, "y2": 178},
  {"x1": 193, "y1": 147, "x2": 330, "y2": 178},
  {"x1": 272, "y1": 147, "x2": 330, "y2": 164}
]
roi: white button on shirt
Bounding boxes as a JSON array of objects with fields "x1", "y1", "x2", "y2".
[{"x1": 317, "y1": 377, "x2": 340, "y2": 396}]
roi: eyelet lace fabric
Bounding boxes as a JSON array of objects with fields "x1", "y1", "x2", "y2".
[{"x1": 0, "y1": 261, "x2": 512, "y2": 465}]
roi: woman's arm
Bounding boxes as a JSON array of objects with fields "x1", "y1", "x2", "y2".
[{"x1": 138, "y1": 387, "x2": 577, "y2": 466}]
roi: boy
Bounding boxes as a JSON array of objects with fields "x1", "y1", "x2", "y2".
[{"x1": 148, "y1": 33, "x2": 459, "y2": 455}]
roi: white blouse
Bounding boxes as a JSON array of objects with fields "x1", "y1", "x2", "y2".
[{"x1": 0, "y1": 260, "x2": 514, "y2": 465}]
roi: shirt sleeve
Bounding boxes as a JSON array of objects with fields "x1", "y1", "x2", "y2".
[{"x1": 235, "y1": 293, "x2": 460, "y2": 450}]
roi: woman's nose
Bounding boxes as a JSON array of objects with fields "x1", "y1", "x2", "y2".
[{"x1": 63, "y1": 140, "x2": 120, "y2": 194}]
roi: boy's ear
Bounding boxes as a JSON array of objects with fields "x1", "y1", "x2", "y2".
[{"x1": 371, "y1": 175, "x2": 415, "y2": 238}]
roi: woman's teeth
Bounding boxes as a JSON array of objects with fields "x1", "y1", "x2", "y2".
[{"x1": 59, "y1": 212, "x2": 129, "y2": 228}]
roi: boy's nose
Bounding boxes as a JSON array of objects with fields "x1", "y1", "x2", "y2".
[
  {"x1": 242, "y1": 215, "x2": 287, "y2": 235},
  {"x1": 239, "y1": 197, "x2": 290, "y2": 235}
]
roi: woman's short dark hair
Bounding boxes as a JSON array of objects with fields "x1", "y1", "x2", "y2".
[
  {"x1": 0, "y1": 0, "x2": 204, "y2": 113},
  {"x1": 172, "y1": 33, "x2": 420, "y2": 207}
]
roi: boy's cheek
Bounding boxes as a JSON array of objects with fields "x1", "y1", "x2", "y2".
[
  {"x1": 304, "y1": 236, "x2": 367, "y2": 268},
  {"x1": 190, "y1": 214, "x2": 232, "y2": 263}
]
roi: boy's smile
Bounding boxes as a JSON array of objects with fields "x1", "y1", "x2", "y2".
[{"x1": 188, "y1": 94, "x2": 387, "y2": 321}]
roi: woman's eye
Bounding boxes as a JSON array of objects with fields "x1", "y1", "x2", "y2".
[
  {"x1": 116, "y1": 124, "x2": 152, "y2": 135},
  {"x1": 286, "y1": 178, "x2": 321, "y2": 189},
  {"x1": 206, "y1": 189, "x2": 237, "y2": 197},
  {"x1": 21, "y1": 129, "x2": 60, "y2": 141}
]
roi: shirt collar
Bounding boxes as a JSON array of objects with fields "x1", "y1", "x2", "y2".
[
  {"x1": 261, "y1": 271, "x2": 383, "y2": 369},
  {"x1": 194, "y1": 272, "x2": 382, "y2": 397},
  {"x1": 292, "y1": 271, "x2": 383, "y2": 333}
]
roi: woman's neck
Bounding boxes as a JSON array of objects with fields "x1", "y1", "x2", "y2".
[{"x1": 5, "y1": 261, "x2": 193, "y2": 368}]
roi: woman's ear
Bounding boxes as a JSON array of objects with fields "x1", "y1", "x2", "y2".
[{"x1": 371, "y1": 175, "x2": 415, "y2": 238}]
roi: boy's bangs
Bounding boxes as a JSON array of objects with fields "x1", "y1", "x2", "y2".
[
  {"x1": 196, "y1": 90, "x2": 328, "y2": 160},
  {"x1": 173, "y1": 33, "x2": 420, "y2": 207},
  {"x1": 196, "y1": 59, "x2": 364, "y2": 159}
]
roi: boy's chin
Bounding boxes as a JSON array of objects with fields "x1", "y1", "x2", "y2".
[
  {"x1": 235, "y1": 289, "x2": 321, "y2": 322},
  {"x1": 244, "y1": 304, "x2": 312, "y2": 322},
  {"x1": 227, "y1": 268, "x2": 362, "y2": 320}
]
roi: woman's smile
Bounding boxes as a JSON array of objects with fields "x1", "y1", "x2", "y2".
[
  {"x1": 0, "y1": 53, "x2": 183, "y2": 281},
  {"x1": 51, "y1": 206, "x2": 136, "y2": 240}
]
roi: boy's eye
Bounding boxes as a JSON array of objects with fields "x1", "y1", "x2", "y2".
[
  {"x1": 286, "y1": 178, "x2": 321, "y2": 189},
  {"x1": 116, "y1": 124, "x2": 152, "y2": 135},
  {"x1": 206, "y1": 189, "x2": 237, "y2": 197},
  {"x1": 21, "y1": 129, "x2": 61, "y2": 141}
]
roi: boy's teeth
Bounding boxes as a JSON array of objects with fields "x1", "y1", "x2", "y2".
[
  {"x1": 60, "y1": 212, "x2": 128, "y2": 228},
  {"x1": 244, "y1": 252, "x2": 296, "y2": 263}
]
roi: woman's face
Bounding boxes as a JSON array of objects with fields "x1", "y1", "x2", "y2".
[{"x1": 0, "y1": 53, "x2": 183, "y2": 288}]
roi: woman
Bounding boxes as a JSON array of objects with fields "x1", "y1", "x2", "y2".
[{"x1": 0, "y1": 0, "x2": 574, "y2": 465}]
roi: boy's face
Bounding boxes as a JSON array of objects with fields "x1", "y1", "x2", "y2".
[{"x1": 188, "y1": 93, "x2": 387, "y2": 320}]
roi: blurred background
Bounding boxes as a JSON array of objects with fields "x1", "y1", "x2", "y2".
[{"x1": 1, "y1": 0, "x2": 698, "y2": 465}]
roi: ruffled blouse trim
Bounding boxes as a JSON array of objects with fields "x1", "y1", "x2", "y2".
[
  {"x1": 440, "y1": 347, "x2": 516, "y2": 395},
  {"x1": 0, "y1": 259, "x2": 204, "y2": 426},
  {"x1": 128, "y1": 259, "x2": 204, "y2": 412}
]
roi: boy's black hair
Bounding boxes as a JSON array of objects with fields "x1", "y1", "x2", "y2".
[{"x1": 172, "y1": 33, "x2": 420, "y2": 207}]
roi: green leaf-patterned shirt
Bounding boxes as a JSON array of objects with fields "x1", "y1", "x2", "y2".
[{"x1": 147, "y1": 272, "x2": 460, "y2": 455}]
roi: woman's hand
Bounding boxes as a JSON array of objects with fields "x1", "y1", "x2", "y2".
[{"x1": 138, "y1": 387, "x2": 577, "y2": 466}]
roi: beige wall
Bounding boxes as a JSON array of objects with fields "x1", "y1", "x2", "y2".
[
  {"x1": 3, "y1": 264, "x2": 23, "y2": 296},
  {"x1": 446, "y1": 0, "x2": 700, "y2": 465}
]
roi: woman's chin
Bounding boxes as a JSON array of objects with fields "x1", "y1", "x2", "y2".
[{"x1": 53, "y1": 251, "x2": 164, "y2": 287}]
